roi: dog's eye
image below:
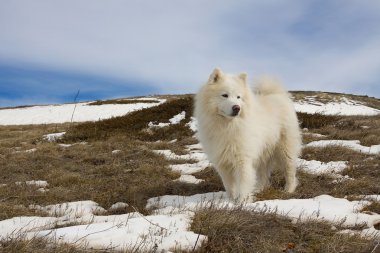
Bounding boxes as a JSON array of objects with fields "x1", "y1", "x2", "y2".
[
  {"x1": 222, "y1": 94, "x2": 228, "y2": 98},
  {"x1": 237, "y1": 96, "x2": 241, "y2": 99}
]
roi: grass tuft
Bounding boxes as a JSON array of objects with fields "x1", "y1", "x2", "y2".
[
  {"x1": 297, "y1": 112, "x2": 341, "y2": 130},
  {"x1": 64, "y1": 96, "x2": 194, "y2": 142},
  {"x1": 88, "y1": 98, "x2": 160, "y2": 106},
  {"x1": 192, "y1": 206, "x2": 377, "y2": 253}
]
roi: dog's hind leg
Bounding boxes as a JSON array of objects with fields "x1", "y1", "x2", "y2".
[
  {"x1": 255, "y1": 159, "x2": 273, "y2": 192},
  {"x1": 282, "y1": 155, "x2": 298, "y2": 193},
  {"x1": 276, "y1": 135, "x2": 299, "y2": 193}
]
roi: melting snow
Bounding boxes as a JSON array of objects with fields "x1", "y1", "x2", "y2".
[
  {"x1": 147, "y1": 192, "x2": 380, "y2": 238},
  {"x1": 14, "y1": 148, "x2": 38, "y2": 154},
  {"x1": 186, "y1": 117, "x2": 198, "y2": 132},
  {"x1": 0, "y1": 200, "x2": 205, "y2": 252},
  {"x1": 29, "y1": 213, "x2": 204, "y2": 252},
  {"x1": 360, "y1": 195, "x2": 380, "y2": 202},
  {"x1": 303, "y1": 132, "x2": 327, "y2": 138},
  {"x1": 15, "y1": 180, "x2": 49, "y2": 188},
  {"x1": 108, "y1": 202, "x2": 129, "y2": 211},
  {"x1": 306, "y1": 140, "x2": 380, "y2": 155},
  {"x1": 250, "y1": 195, "x2": 378, "y2": 226},
  {"x1": 297, "y1": 159, "x2": 348, "y2": 175},
  {"x1": 148, "y1": 111, "x2": 186, "y2": 128},
  {"x1": 2, "y1": 95, "x2": 380, "y2": 250},
  {"x1": 58, "y1": 142, "x2": 87, "y2": 148},
  {"x1": 0, "y1": 98, "x2": 165, "y2": 125},
  {"x1": 43, "y1": 132, "x2": 66, "y2": 142},
  {"x1": 294, "y1": 97, "x2": 380, "y2": 116},
  {"x1": 154, "y1": 144, "x2": 210, "y2": 183},
  {"x1": 174, "y1": 175, "x2": 205, "y2": 184}
]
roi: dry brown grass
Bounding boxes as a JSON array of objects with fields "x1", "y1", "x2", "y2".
[
  {"x1": 301, "y1": 145, "x2": 367, "y2": 162},
  {"x1": 0, "y1": 237, "x2": 90, "y2": 253},
  {"x1": 362, "y1": 202, "x2": 380, "y2": 215},
  {"x1": 0, "y1": 134, "x2": 184, "y2": 216},
  {"x1": 291, "y1": 91, "x2": 380, "y2": 110},
  {"x1": 1, "y1": 93, "x2": 380, "y2": 252},
  {"x1": 297, "y1": 112, "x2": 341, "y2": 130},
  {"x1": 63, "y1": 95, "x2": 194, "y2": 142},
  {"x1": 323, "y1": 115, "x2": 380, "y2": 146},
  {"x1": 88, "y1": 99, "x2": 160, "y2": 106},
  {"x1": 297, "y1": 113, "x2": 380, "y2": 146},
  {"x1": 191, "y1": 206, "x2": 378, "y2": 253},
  {"x1": 0, "y1": 96, "x2": 212, "y2": 220}
]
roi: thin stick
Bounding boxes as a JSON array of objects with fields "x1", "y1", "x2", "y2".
[
  {"x1": 192, "y1": 224, "x2": 202, "y2": 252},
  {"x1": 371, "y1": 241, "x2": 380, "y2": 253},
  {"x1": 70, "y1": 89, "x2": 80, "y2": 123}
]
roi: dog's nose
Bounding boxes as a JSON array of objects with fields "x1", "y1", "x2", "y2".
[{"x1": 232, "y1": 105, "x2": 240, "y2": 114}]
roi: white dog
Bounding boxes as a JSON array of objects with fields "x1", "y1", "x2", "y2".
[{"x1": 194, "y1": 68, "x2": 301, "y2": 202}]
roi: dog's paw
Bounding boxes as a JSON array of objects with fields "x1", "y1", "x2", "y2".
[
  {"x1": 235, "y1": 193, "x2": 256, "y2": 203},
  {"x1": 284, "y1": 178, "x2": 298, "y2": 193}
]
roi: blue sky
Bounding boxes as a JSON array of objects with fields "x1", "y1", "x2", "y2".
[{"x1": 1, "y1": 0, "x2": 380, "y2": 107}]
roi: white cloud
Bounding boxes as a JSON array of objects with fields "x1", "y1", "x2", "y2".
[{"x1": 0, "y1": 0, "x2": 379, "y2": 97}]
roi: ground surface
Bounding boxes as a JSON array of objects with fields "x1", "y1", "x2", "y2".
[{"x1": 0, "y1": 92, "x2": 379, "y2": 252}]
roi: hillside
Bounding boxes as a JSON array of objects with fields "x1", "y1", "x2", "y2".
[{"x1": 0, "y1": 92, "x2": 380, "y2": 252}]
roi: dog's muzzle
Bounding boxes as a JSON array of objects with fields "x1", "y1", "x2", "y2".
[{"x1": 231, "y1": 105, "x2": 240, "y2": 116}]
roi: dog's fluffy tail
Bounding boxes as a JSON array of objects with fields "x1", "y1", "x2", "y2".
[{"x1": 254, "y1": 76, "x2": 287, "y2": 95}]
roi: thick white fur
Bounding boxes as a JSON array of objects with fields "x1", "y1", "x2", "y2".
[{"x1": 194, "y1": 68, "x2": 301, "y2": 202}]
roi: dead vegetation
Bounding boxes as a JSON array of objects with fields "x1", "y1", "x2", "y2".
[
  {"x1": 0, "y1": 237, "x2": 90, "y2": 253},
  {"x1": 63, "y1": 95, "x2": 194, "y2": 142},
  {"x1": 298, "y1": 113, "x2": 380, "y2": 145},
  {"x1": 291, "y1": 91, "x2": 380, "y2": 110},
  {"x1": 192, "y1": 206, "x2": 378, "y2": 253},
  {"x1": 88, "y1": 98, "x2": 160, "y2": 106},
  {"x1": 1, "y1": 93, "x2": 380, "y2": 252}
]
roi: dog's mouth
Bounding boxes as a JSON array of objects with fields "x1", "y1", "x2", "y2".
[{"x1": 231, "y1": 111, "x2": 239, "y2": 117}]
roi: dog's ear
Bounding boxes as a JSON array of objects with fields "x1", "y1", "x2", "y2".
[
  {"x1": 239, "y1": 72, "x2": 247, "y2": 83},
  {"x1": 208, "y1": 68, "x2": 223, "y2": 84}
]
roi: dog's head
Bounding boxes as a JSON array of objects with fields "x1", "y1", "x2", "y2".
[{"x1": 205, "y1": 68, "x2": 249, "y2": 119}]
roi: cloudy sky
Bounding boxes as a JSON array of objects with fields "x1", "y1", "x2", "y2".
[{"x1": 1, "y1": 0, "x2": 380, "y2": 106}]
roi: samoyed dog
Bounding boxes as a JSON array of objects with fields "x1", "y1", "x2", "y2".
[{"x1": 194, "y1": 68, "x2": 301, "y2": 202}]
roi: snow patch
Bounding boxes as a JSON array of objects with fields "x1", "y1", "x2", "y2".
[
  {"x1": 305, "y1": 140, "x2": 380, "y2": 155},
  {"x1": 154, "y1": 149, "x2": 207, "y2": 161},
  {"x1": 147, "y1": 192, "x2": 228, "y2": 210},
  {"x1": 155, "y1": 144, "x2": 210, "y2": 176},
  {"x1": 294, "y1": 98, "x2": 380, "y2": 116},
  {"x1": 170, "y1": 163, "x2": 209, "y2": 175},
  {"x1": 0, "y1": 98, "x2": 165, "y2": 125},
  {"x1": 14, "y1": 148, "x2": 38, "y2": 153},
  {"x1": 360, "y1": 195, "x2": 380, "y2": 202},
  {"x1": 250, "y1": 195, "x2": 380, "y2": 228},
  {"x1": 30, "y1": 200, "x2": 106, "y2": 219},
  {"x1": 174, "y1": 175, "x2": 205, "y2": 184},
  {"x1": 29, "y1": 213, "x2": 205, "y2": 252},
  {"x1": 58, "y1": 142, "x2": 87, "y2": 148},
  {"x1": 111, "y1": 149, "x2": 122, "y2": 154},
  {"x1": 43, "y1": 132, "x2": 66, "y2": 142},
  {"x1": 303, "y1": 132, "x2": 327, "y2": 138},
  {"x1": 108, "y1": 202, "x2": 129, "y2": 211},
  {"x1": 297, "y1": 159, "x2": 348, "y2": 175},
  {"x1": 0, "y1": 200, "x2": 205, "y2": 251},
  {"x1": 148, "y1": 111, "x2": 186, "y2": 128},
  {"x1": 169, "y1": 111, "x2": 186, "y2": 124},
  {"x1": 186, "y1": 117, "x2": 197, "y2": 132},
  {"x1": 147, "y1": 192, "x2": 380, "y2": 237},
  {"x1": 16, "y1": 180, "x2": 49, "y2": 188}
]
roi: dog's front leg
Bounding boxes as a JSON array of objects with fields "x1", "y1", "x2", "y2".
[
  {"x1": 217, "y1": 168, "x2": 237, "y2": 200},
  {"x1": 236, "y1": 164, "x2": 257, "y2": 202}
]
